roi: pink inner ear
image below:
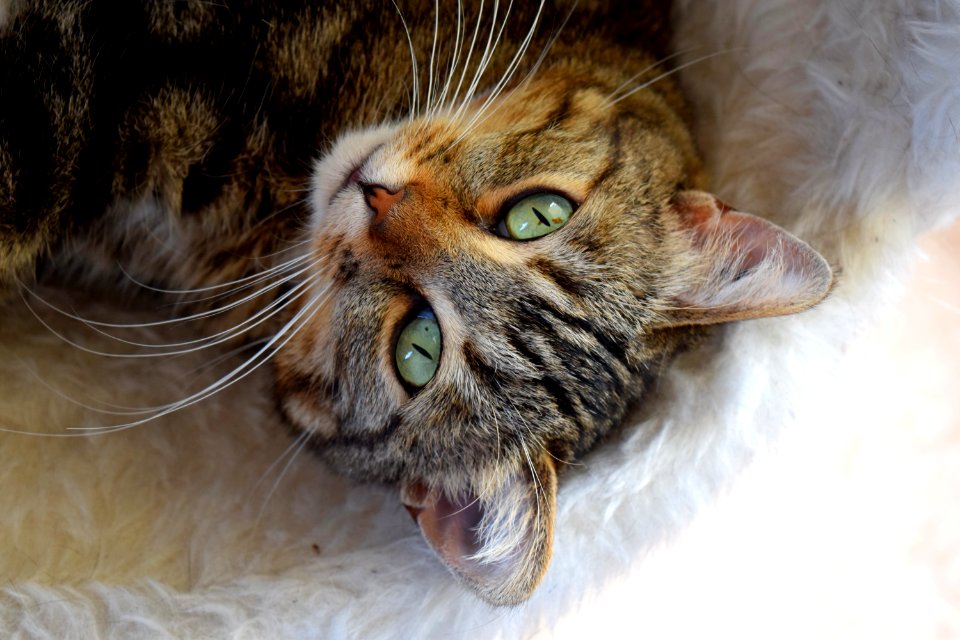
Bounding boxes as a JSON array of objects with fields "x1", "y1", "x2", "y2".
[
  {"x1": 401, "y1": 482, "x2": 516, "y2": 586},
  {"x1": 682, "y1": 192, "x2": 734, "y2": 228},
  {"x1": 400, "y1": 456, "x2": 558, "y2": 606},
  {"x1": 403, "y1": 483, "x2": 485, "y2": 561},
  {"x1": 666, "y1": 190, "x2": 834, "y2": 325},
  {"x1": 681, "y1": 193, "x2": 769, "y2": 267}
]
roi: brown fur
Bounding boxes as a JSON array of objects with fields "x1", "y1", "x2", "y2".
[{"x1": 0, "y1": 1, "x2": 831, "y2": 605}]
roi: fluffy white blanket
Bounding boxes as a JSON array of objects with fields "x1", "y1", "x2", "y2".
[{"x1": 2, "y1": 0, "x2": 958, "y2": 637}]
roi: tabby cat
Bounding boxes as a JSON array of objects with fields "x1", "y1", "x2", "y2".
[{"x1": 0, "y1": 0, "x2": 832, "y2": 605}]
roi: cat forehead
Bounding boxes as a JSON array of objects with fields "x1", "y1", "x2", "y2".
[
  {"x1": 471, "y1": 70, "x2": 617, "y2": 130},
  {"x1": 385, "y1": 90, "x2": 623, "y2": 197},
  {"x1": 385, "y1": 73, "x2": 689, "y2": 205}
]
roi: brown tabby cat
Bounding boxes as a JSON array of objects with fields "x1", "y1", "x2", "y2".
[{"x1": 0, "y1": 1, "x2": 832, "y2": 605}]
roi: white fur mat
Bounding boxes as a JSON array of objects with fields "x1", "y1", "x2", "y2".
[{"x1": 2, "y1": 0, "x2": 959, "y2": 637}]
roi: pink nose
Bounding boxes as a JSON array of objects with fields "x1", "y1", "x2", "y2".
[{"x1": 361, "y1": 183, "x2": 406, "y2": 225}]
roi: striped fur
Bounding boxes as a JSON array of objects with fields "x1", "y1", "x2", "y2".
[{"x1": 0, "y1": 1, "x2": 830, "y2": 605}]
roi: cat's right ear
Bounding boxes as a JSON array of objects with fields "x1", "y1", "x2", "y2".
[
  {"x1": 656, "y1": 190, "x2": 833, "y2": 326},
  {"x1": 400, "y1": 453, "x2": 557, "y2": 606}
]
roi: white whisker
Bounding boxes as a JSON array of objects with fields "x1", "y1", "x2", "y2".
[
  {"x1": 447, "y1": 0, "x2": 485, "y2": 113},
  {"x1": 451, "y1": 0, "x2": 559, "y2": 148},
  {"x1": 434, "y1": 0, "x2": 464, "y2": 113},
  {"x1": 14, "y1": 360, "x2": 171, "y2": 416},
  {"x1": 391, "y1": 0, "x2": 420, "y2": 118},
  {"x1": 72, "y1": 273, "x2": 320, "y2": 356},
  {"x1": 603, "y1": 47, "x2": 700, "y2": 103},
  {"x1": 255, "y1": 431, "x2": 311, "y2": 520},
  {"x1": 8, "y1": 333, "x2": 268, "y2": 418},
  {"x1": 117, "y1": 247, "x2": 313, "y2": 297},
  {"x1": 185, "y1": 336, "x2": 270, "y2": 376},
  {"x1": 425, "y1": 0, "x2": 440, "y2": 114},
  {"x1": 519, "y1": 438, "x2": 543, "y2": 531},
  {"x1": 473, "y1": 0, "x2": 540, "y2": 105},
  {"x1": 25, "y1": 256, "x2": 322, "y2": 332},
  {"x1": 604, "y1": 48, "x2": 743, "y2": 108},
  {"x1": 18, "y1": 276, "x2": 321, "y2": 372},
  {"x1": 65, "y1": 284, "x2": 332, "y2": 435},
  {"x1": 453, "y1": 0, "x2": 507, "y2": 121}
]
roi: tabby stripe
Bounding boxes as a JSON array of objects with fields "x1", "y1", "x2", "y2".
[
  {"x1": 506, "y1": 331, "x2": 545, "y2": 369},
  {"x1": 506, "y1": 333, "x2": 582, "y2": 425},
  {"x1": 544, "y1": 91, "x2": 574, "y2": 131},
  {"x1": 528, "y1": 256, "x2": 587, "y2": 298},
  {"x1": 0, "y1": 12, "x2": 82, "y2": 233},
  {"x1": 513, "y1": 298, "x2": 622, "y2": 423},
  {"x1": 462, "y1": 339, "x2": 502, "y2": 389},
  {"x1": 312, "y1": 411, "x2": 403, "y2": 450},
  {"x1": 520, "y1": 294, "x2": 631, "y2": 372},
  {"x1": 588, "y1": 117, "x2": 623, "y2": 193}
]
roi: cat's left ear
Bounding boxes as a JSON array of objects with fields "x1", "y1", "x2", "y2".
[
  {"x1": 400, "y1": 453, "x2": 557, "y2": 606},
  {"x1": 658, "y1": 190, "x2": 834, "y2": 326}
]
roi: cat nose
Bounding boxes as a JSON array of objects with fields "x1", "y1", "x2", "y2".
[{"x1": 360, "y1": 182, "x2": 406, "y2": 225}]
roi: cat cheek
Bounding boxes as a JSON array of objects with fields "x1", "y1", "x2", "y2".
[{"x1": 280, "y1": 393, "x2": 338, "y2": 439}]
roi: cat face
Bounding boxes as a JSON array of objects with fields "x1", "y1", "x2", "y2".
[{"x1": 274, "y1": 65, "x2": 832, "y2": 605}]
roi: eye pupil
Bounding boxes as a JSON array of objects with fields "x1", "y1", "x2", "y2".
[
  {"x1": 395, "y1": 308, "x2": 441, "y2": 388},
  {"x1": 500, "y1": 192, "x2": 573, "y2": 240},
  {"x1": 531, "y1": 206, "x2": 551, "y2": 227},
  {"x1": 411, "y1": 343, "x2": 433, "y2": 360}
]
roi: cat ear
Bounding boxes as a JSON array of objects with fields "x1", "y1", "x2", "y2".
[
  {"x1": 400, "y1": 453, "x2": 557, "y2": 606},
  {"x1": 659, "y1": 190, "x2": 833, "y2": 326}
]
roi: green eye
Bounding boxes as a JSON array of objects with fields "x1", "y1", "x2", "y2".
[
  {"x1": 395, "y1": 308, "x2": 442, "y2": 388},
  {"x1": 499, "y1": 192, "x2": 574, "y2": 240}
]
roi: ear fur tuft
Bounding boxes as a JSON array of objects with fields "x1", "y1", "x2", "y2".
[
  {"x1": 401, "y1": 454, "x2": 557, "y2": 607},
  {"x1": 659, "y1": 190, "x2": 833, "y2": 326}
]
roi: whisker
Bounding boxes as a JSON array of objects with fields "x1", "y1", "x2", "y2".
[
  {"x1": 154, "y1": 251, "x2": 321, "y2": 311},
  {"x1": 926, "y1": 294, "x2": 960, "y2": 316},
  {"x1": 117, "y1": 248, "x2": 313, "y2": 297},
  {"x1": 254, "y1": 431, "x2": 310, "y2": 493},
  {"x1": 519, "y1": 438, "x2": 544, "y2": 531},
  {"x1": 73, "y1": 274, "x2": 319, "y2": 356},
  {"x1": 0, "y1": 424, "x2": 104, "y2": 439},
  {"x1": 463, "y1": 0, "x2": 542, "y2": 121},
  {"x1": 434, "y1": 0, "x2": 464, "y2": 113},
  {"x1": 453, "y1": 0, "x2": 508, "y2": 121},
  {"x1": 65, "y1": 284, "x2": 332, "y2": 434},
  {"x1": 185, "y1": 336, "x2": 270, "y2": 377},
  {"x1": 425, "y1": 0, "x2": 440, "y2": 115},
  {"x1": 447, "y1": 0, "x2": 485, "y2": 113},
  {"x1": 7, "y1": 333, "x2": 266, "y2": 417},
  {"x1": 492, "y1": 409, "x2": 501, "y2": 465},
  {"x1": 255, "y1": 431, "x2": 311, "y2": 520},
  {"x1": 449, "y1": 0, "x2": 562, "y2": 148},
  {"x1": 444, "y1": 493, "x2": 486, "y2": 521},
  {"x1": 13, "y1": 359, "x2": 174, "y2": 416},
  {"x1": 26, "y1": 256, "x2": 322, "y2": 331},
  {"x1": 603, "y1": 46, "x2": 700, "y2": 103},
  {"x1": 391, "y1": 0, "x2": 420, "y2": 118},
  {"x1": 17, "y1": 277, "x2": 320, "y2": 377},
  {"x1": 604, "y1": 48, "x2": 744, "y2": 108},
  {"x1": 494, "y1": 376, "x2": 584, "y2": 474}
]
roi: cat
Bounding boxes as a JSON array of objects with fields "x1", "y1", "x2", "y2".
[{"x1": 0, "y1": 0, "x2": 832, "y2": 605}]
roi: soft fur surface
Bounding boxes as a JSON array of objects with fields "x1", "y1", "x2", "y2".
[{"x1": 2, "y1": 0, "x2": 959, "y2": 637}]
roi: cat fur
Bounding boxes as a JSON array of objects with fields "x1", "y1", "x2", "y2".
[{"x1": 0, "y1": 0, "x2": 959, "y2": 636}]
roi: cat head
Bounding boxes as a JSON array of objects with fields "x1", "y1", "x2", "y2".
[{"x1": 274, "y1": 64, "x2": 832, "y2": 605}]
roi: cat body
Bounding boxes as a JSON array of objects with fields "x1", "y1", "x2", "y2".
[{"x1": 0, "y1": 0, "x2": 831, "y2": 604}]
